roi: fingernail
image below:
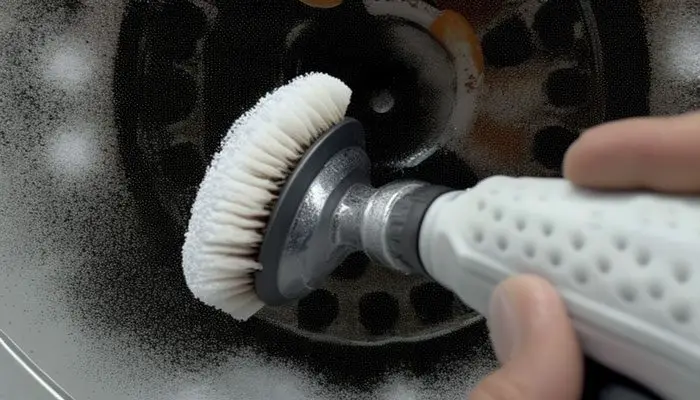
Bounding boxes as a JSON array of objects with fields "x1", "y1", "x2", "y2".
[{"x1": 487, "y1": 284, "x2": 524, "y2": 363}]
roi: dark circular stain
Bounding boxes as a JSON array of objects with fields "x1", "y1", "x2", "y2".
[
  {"x1": 410, "y1": 282, "x2": 455, "y2": 324},
  {"x1": 359, "y1": 292, "x2": 400, "y2": 336},
  {"x1": 146, "y1": 1, "x2": 208, "y2": 61},
  {"x1": 545, "y1": 68, "x2": 591, "y2": 108},
  {"x1": 297, "y1": 289, "x2": 340, "y2": 332},
  {"x1": 331, "y1": 252, "x2": 370, "y2": 280},
  {"x1": 533, "y1": 0, "x2": 579, "y2": 53},
  {"x1": 481, "y1": 16, "x2": 534, "y2": 68},
  {"x1": 159, "y1": 142, "x2": 206, "y2": 187},
  {"x1": 532, "y1": 126, "x2": 579, "y2": 170},
  {"x1": 144, "y1": 66, "x2": 198, "y2": 126}
]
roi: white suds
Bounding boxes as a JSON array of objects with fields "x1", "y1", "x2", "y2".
[
  {"x1": 182, "y1": 72, "x2": 352, "y2": 320},
  {"x1": 46, "y1": 120, "x2": 104, "y2": 180},
  {"x1": 42, "y1": 39, "x2": 96, "y2": 92}
]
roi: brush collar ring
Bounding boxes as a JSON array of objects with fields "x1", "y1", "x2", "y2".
[
  {"x1": 256, "y1": 118, "x2": 368, "y2": 306},
  {"x1": 387, "y1": 184, "x2": 454, "y2": 276}
]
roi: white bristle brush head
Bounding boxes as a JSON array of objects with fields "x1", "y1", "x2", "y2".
[{"x1": 182, "y1": 72, "x2": 352, "y2": 320}]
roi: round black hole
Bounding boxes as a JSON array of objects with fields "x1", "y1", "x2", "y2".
[
  {"x1": 481, "y1": 16, "x2": 534, "y2": 68},
  {"x1": 297, "y1": 289, "x2": 340, "y2": 332},
  {"x1": 410, "y1": 282, "x2": 455, "y2": 324},
  {"x1": 148, "y1": 2, "x2": 208, "y2": 61},
  {"x1": 145, "y1": 66, "x2": 198, "y2": 126},
  {"x1": 358, "y1": 291, "x2": 400, "y2": 336},
  {"x1": 159, "y1": 142, "x2": 206, "y2": 187},
  {"x1": 532, "y1": 126, "x2": 579, "y2": 170},
  {"x1": 545, "y1": 68, "x2": 591, "y2": 108},
  {"x1": 331, "y1": 252, "x2": 370, "y2": 280},
  {"x1": 533, "y1": 0, "x2": 579, "y2": 53}
]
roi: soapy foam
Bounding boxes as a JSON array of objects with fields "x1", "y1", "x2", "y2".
[
  {"x1": 43, "y1": 41, "x2": 95, "y2": 91},
  {"x1": 46, "y1": 119, "x2": 104, "y2": 180}
]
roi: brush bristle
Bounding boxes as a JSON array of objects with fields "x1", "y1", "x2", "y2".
[{"x1": 182, "y1": 72, "x2": 352, "y2": 320}]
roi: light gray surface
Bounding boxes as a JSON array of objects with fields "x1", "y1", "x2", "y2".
[
  {"x1": 643, "y1": 0, "x2": 700, "y2": 114},
  {"x1": 0, "y1": 330, "x2": 74, "y2": 400},
  {"x1": 0, "y1": 1, "x2": 698, "y2": 399}
]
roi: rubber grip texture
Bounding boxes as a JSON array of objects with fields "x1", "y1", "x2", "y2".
[{"x1": 418, "y1": 176, "x2": 700, "y2": 400}]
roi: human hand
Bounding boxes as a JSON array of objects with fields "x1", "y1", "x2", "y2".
[
  {"x1": 564, "y1": 111, "x2": 700, "y2": 193},
  {"x1": 470, "y1": 111, "x2": 700, "y2": 400}
]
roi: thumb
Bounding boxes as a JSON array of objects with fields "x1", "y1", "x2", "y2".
[{"x1": 470, "y1": 275, "x2": 584, "y2": 400}]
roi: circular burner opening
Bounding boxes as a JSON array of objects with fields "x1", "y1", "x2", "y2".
[
  {"x1": 297, "y1": 289, "x2": 340, "y2": 332},
  {"x1": 532, "y1": 126, "x2": 579, "y2": 170},
  {"x1": 359, "y1": 291, "x2": 401, "y2": 336},
  {"x1": 411, "y1": 282, "x2": 456, "y2": 324},
  {"x1": 481, "y1": 16, "x2": 533, "y2": 68}
]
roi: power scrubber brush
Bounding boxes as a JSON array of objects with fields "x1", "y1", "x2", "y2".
[
  {"x1": 182, "y1": 72, "x2": 699, "y2": 400},
  {"x1": 182, "y1": 72, "x2": 352, "y2": 320}
]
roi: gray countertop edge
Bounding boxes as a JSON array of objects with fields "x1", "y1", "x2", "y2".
[{"x1": 0, "y1": 329, "x2": 75, "y2": 400}]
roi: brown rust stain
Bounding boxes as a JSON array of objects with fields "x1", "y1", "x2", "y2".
[
  {"x1": 430, "y1": 9, "x2": 485, "y2": 74},
  {"x1": 432, "y1": 2, "x2": 528, "y2": 167},
  {"x1": 469, "y1": 115, "x2": 531, "y2": 166}
]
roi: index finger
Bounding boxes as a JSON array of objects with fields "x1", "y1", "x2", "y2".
[{"x1": 563, "y1": 112, "x2": 700, "y2": 193}]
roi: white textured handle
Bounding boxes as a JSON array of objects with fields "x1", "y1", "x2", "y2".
[{"x1": 419, "y1": 176, "x2": 700, "y2": 400}]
